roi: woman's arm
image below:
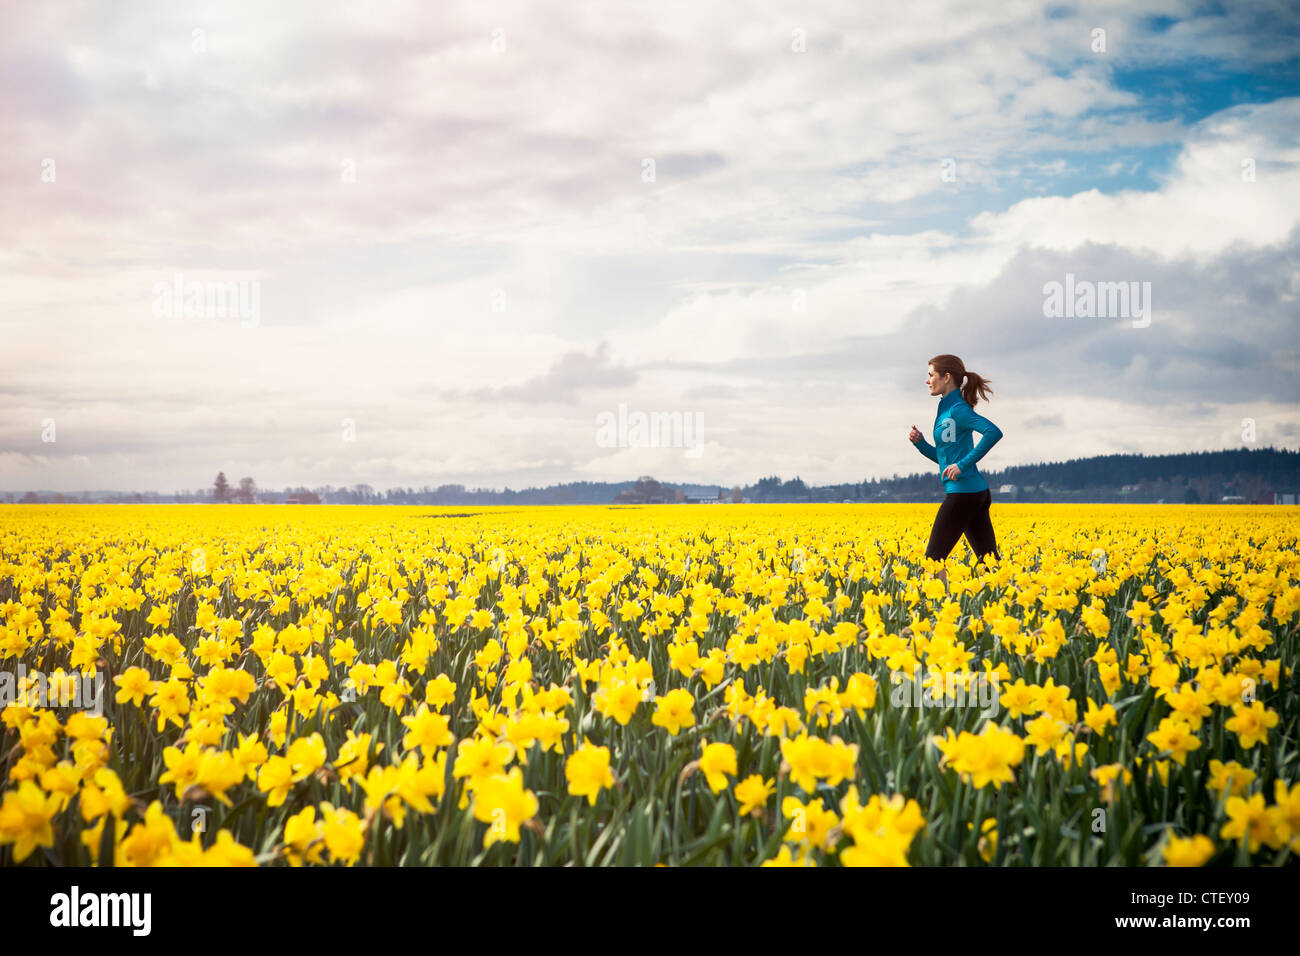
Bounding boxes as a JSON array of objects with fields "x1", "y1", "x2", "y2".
[
  {"x1": 913, "y1": 435, "x2": 940, "y2": 463},
  {"x1": 952, "y1": 405, "x2": 1002, "y2": 473}
]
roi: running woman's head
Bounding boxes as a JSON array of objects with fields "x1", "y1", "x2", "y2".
[{"x1": 927, "y1": 354, "x2": 993, "y2": 407}]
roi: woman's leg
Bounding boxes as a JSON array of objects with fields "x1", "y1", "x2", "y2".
[
  {"x1": 925, "y1": 494, "x2": 969, "y2": 562},
  {"x1": 963, "y1": 488, "x2": 1000, "y2": 564}
]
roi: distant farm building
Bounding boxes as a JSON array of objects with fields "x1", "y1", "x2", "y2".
[{"x1": 681, "y1": 485, "x2": 725, "y2": 503}]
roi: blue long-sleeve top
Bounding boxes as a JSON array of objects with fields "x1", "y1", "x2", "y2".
[{"x1": 913, "y1": 388, "x2": 1003, "y2": 493}]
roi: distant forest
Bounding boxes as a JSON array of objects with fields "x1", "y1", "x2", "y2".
[
  {"x1": 8, "y1": 446, "x2": 1299, "y2": 505},
  {"x1": 824, "y1": 446, "x2": 1300, "y2": 504}
]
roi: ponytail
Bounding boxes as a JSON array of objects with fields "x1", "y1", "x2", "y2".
[{"x1": 962, "y1": 369, "x2": 993, "y2": 408}]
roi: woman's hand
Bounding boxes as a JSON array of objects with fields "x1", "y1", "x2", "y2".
[
  {"x1": 943, "y1": 464, "x2": 962, "y2": 480},
  {"x1": 908, "y1": 425, "x2": 923, "y2": 443}
]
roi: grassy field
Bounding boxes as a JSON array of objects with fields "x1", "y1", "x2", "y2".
[{"x1": 1, "y1": 503, "x2": 1296, "y2": 866}]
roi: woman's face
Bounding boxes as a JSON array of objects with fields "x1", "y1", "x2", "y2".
[{"x1": 926, "y1": 365, "x2": 950, "y2": 395}]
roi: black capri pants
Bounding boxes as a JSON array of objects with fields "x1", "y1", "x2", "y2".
[{"x1": 925, "y1": 488, "x2": 1000, "y2": 563}]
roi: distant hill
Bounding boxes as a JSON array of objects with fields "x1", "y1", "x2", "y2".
[
  {"x1": 801, "y1": 446, "x2": 1300, "y2": 504},
  {"x1": 5, "y1": 447, "x2": 1298, "y2": 505}
]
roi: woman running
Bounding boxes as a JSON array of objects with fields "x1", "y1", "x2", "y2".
[{"x1": 908, "y1": 354, "x2": 1003, "y2": 576}]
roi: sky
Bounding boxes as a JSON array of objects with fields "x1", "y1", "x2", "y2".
[{"x1": 2, "y1": 0, "x2": 1299, "y2": 494}]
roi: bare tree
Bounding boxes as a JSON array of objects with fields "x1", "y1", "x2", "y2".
[{"x1": 237, "y1": 477, "x2": 256, "y2": 504}]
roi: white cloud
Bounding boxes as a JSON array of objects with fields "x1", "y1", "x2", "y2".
[{"x1": 970, "y1": 99, "x2": 1300, "y2": 258}]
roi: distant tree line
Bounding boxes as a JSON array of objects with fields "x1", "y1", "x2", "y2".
[
  {"x1": 5, "y1": 447, "x2": 1297, "y2": 505},
  {"x1": 762, "y1": 447, "x2": 1300, "y2": 504}
]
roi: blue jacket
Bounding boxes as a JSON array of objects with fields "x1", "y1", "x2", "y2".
[{"x1": 913, "y1": 389, "x2": 1003, "y2": 493}]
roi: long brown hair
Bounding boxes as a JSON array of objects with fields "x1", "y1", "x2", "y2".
[{"x1": 929, "y1": 354, "x2": 993, "y2": 408}]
